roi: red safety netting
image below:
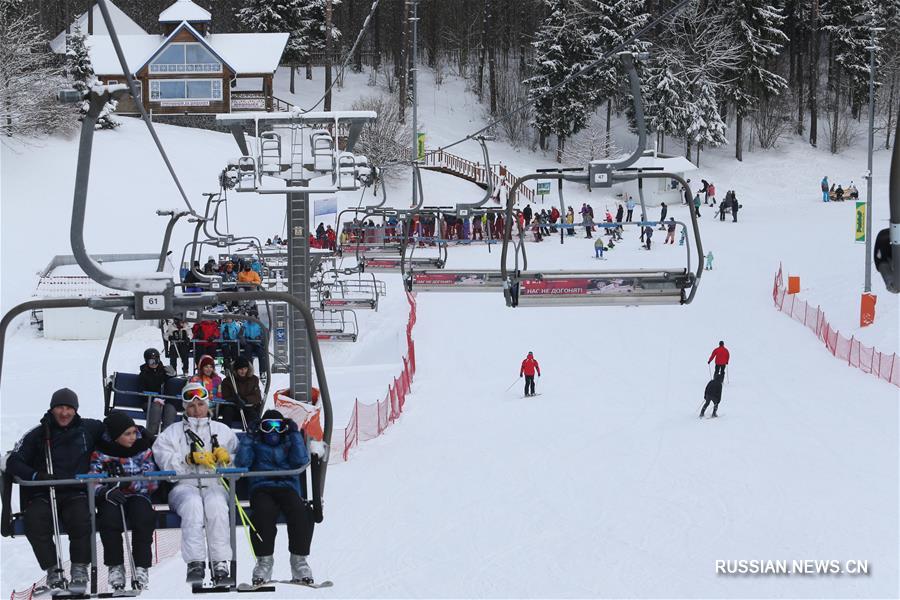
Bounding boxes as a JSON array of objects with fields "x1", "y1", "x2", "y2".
[
  {"x1": 10, "y1": 530, "x2": 181, "y2": 600},
  {"x1": 772, "y1": 264, "x2": 900, "y2": 387}
]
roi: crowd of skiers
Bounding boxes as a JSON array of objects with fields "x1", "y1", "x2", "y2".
[
  {"x1": 182, "y1": 254, "x2": 263, "y2": 291},
  {"x1": 5, "y1": 374, "x2": 320, "y2": 593}
]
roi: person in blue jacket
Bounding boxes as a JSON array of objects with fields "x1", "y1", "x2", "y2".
[
  {"x1": 235, "y1": 410, "x2": 315, "y2": 586},
  {"x1": 240, "y1": 312, "x2": 268, "y2": 374}
]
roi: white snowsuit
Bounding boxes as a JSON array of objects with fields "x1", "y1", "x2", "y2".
[{"x1": 152, "y1": 416, "x2": 238, "y2": 563}]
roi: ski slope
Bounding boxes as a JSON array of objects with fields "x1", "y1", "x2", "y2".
[{"x1": 1, "y1": 66, "x2": 898, "y2": 598}]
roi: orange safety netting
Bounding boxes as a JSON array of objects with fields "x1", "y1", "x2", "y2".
[{"x1": 773, "y1": 264, "x2": 900, "y2": 387}]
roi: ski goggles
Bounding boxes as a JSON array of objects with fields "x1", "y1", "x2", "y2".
[
  {"x1": 259, "y1": 419, "x2": 287, "y2": 434},
  {"x1": 182, "y1": 386, "x2": 210, "y2": 404}
]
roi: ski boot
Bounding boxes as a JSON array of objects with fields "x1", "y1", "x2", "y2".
[
  {"x1": 69, "y1": 563, "x2": 89, "y2": 593},
  {"x1": 289, "y1": 554, "x2": 313, "y2": 584},
  {"x1": 134, "y1": 566, "x2": 150, "y2": 590},
  {"x1": 186, "y1": 561, "x2": 205, "y2": 584},
  {"x1": 108, "y1": 564, "x2": 126, "y2": 591},
  {"x1": 252, "y1": 556, "x2": 274, "y2": 586},
  {"x1": 45, "y1": 567, "x2": 67, "y2": 591},
  {"x1": 212, "y1": 561, "x2": 231, "y2": 584}
]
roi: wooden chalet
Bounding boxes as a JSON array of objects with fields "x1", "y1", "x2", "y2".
[{"x1": 59, "y1": 0, "x2": 289, "y2": 115}]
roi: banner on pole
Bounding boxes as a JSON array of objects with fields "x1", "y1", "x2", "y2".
[
  {"x1": 417, "y1": 132, "x2": 426, "y2": 160},
  {"x1": 314, "y1": 197, "x2": 337, "y2": 219},
  {"x1": 855, "y1": 201, "x2": 866, "y2": 242}
]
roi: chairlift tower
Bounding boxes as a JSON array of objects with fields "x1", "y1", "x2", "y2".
[{"x1": 216, "y1": 110, "x2": 376, "y2": 401}]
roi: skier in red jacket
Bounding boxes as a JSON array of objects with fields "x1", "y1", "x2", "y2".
[
  {"x1": 708, "y1": 341, "x2": 730, "y2": 379},
  {"x1": 520, "y1": 351, "x2": 541, "y2": 397}
]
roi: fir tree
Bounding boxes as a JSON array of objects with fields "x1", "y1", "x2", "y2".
[
  {"x1": 237, "y1": 0, "x2": 304, "y2": 91},
  {"x1": 642, "y1": 62, "x2": 688, "y2": 153},
  {"x1": 65, "y1": 25, "x2": 118, "y2": 130},
  {"x1": 526, "y1": 0, "x2": 597, "y2": 162},
  {"x1": 723, "y1": 0, "x2": 789, "y2": 160},
  {"x1": 685, "y1": 78, "x2": 727, "y2": 167}
]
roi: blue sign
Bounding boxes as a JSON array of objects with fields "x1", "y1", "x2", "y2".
[
  {"x1": 275, "y1": 327, "x2": 286, "y2": 342},
  {"x1": 314, "y1": 197, "x2": 338, "y2": 218}
]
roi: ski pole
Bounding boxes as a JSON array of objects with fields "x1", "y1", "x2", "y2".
[
  {"x1": 218, "y1": 477, "x2": 262, "y2": 543},
  {"x1": 504, "y1": 377, "x2": 520, "y2": 392},
  {"x1": 120, "y1": 505, "x2": 138, "y2": 589},
  {"x1": 44, "y1": 424, "x2": 67, "y2": 589},
  {"x1": 707, "y1": 363, "x2": 711, "y2": 378}
]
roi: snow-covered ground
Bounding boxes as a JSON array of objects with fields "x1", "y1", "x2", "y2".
[{"x1": 1, "y1": 65, "x2": 897, "y2": 598}]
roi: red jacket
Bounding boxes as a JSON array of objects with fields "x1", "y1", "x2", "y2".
[
  {"x1": 708, "y1": 346, "x2": 730, "y2": 366},
  {"x1": 520, "y1": 356, "x2": 541, "y2": 377}
]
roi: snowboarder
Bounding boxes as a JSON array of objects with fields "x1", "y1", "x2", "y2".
[
  {"x1": 519, "y1": 352, "x2": 541, "y2": 397},
  {"x1": 708, "y1": 341, "x2": 730, "y2": 379},
  {"x1": 5, "y1": 389, "x2": 104, "y2": 592},
  {"x1": 699, "y1": 374, "x2": 724, "y2": 418},
  {"x1": 89, "y1": 411, "x2": 158, "y2": 591},
  {"x1": 235, "y1": 410, "x2": 317, "y2": 586},
  {"x1": 705, "y1": 251, "x2": 714, "y2": 270},
  {"x1": 152, "y1": 382, "x2": 238, "y2": 584},
  {"x1": 820, "y1": 176, "x2": 829, "y2": 202}
]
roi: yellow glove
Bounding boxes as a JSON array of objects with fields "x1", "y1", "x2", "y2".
[
  {"x1": 212, "y1": 447, "x2": 231, "y2": 466},
  {"x1": 187, "y1": 450, "x2": 216, "y2": 469}
]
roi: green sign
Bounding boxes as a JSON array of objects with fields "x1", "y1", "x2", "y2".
[
  {"x1": 417, "y1": 132, "x2": 426, "y2": 160},
  {"x1": 855, "y1": 201, "x2": 866, "y2": 243},
  {"x1": 536, "y1": 181, "x2": 551, "y2": 196}
]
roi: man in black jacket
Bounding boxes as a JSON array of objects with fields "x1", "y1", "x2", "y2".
[
  {"x1": 700, "y1": 374, "x2": 724, "y2": 418},
  {"x1": 5, "y1": 389, "x2": 104, "y2": 589}
]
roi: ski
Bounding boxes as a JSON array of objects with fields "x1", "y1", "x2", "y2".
[
  {"x1": 192, "y1": 582, "x2": 234, "y2": 594},
  {"x1": 31, "y1": 588, "x2": 89, "y2": 599},
  {"x1": 274, "y1": 579, "x2": 334, "y2": 589},
  {"x1": 236, "y1": 583, "x2": 277, "y2": 593},
  {"x1": 97, "y1": 590, "x2": 141, "y2": 598},
  {"x1": 522, "y1": 393, "x2": 542, "y2": 398}
]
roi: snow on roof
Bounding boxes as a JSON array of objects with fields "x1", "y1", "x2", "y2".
[
  {"x1": 86, "y1": 35, "x2": 163, "y2": 75},
  {"x1": 159, "y1": 0, "x2": 211, "y2": 23},
  {"x1": 87, "y1": 30, "x2": 287, "y2": 76},
  {"x1": 49, "y1": 0, "x2": 147, "y2": 54},
  {"x1": 622, "y1": 154, "x2": 698, "y2": 173},
  {"x1": 206, "y1": 33, "x2": 289, "y2": 74}
]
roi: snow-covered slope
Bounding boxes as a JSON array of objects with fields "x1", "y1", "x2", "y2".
[{"x1": 1, "y1": 65, "x2": 897, "y2": 598}]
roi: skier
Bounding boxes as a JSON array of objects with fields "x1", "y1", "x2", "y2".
[
  {"x1": 625, "y1": 196, "x2": 635, "y2": 221},
  {"x1": 220, "y1": 356, "x2": 263, "y2": 426},
  {"x1": 705, "y1": 251, "x2": 714, "y2": 271},
  {"x1": 165, "y1": 318, "x2": 192, "y2": 375},
  {"x1": 820, "y1": 176, "x2": 829, "y2": 202},
  {"x1": 615, "y1": 203, "x2": 624, "y2": 223},
  {"x1": 235, "y1": 410, "x2": 317, "y2": 586},
  {"x1": 191, "y1": 355, "x2": 223, "y2": 406},
  {"x1": 219, "y1": 316, "x2": 242, "y2": 367},
  {"x1": 699, "y1": 373, "x2": 724, "y2": 418},
  {"x1": 665, "y1": 218, "x2": 677, "y2": 244},
  {"x1": 644, "y1": 226, "x2": 653, "y2": 250},
  {"x1": 594, "y1": 237, "x2": 606, "y2": 259},
  {"x1": 581, "y1": 204, "x2": 593, "y2": 238},
  {"x1": 678, "y1": 227, "x2": 686, "y2": 246},
  {"x1": 657, "y1": 202, "x2": 668, "y2": 229},
  {"x1": 523, "y1": 204, "x2": 533, "y2": 227},
  {"x1": 699, "y1": 179, "x2": 710, "y2": 204},
  {"x1": 719, "y1": 194, "x2": 730, "y2": 221},
  {"x1": 693, "y1": 193, "x2": 701, "y2": 217},
  {"x1": 89, "y1": 411, "x2": 158, "y2": 591},
  {"x1": 5, "y1": 389, "x2": 104, "y2": 592},
  {"x1": 141, "y1": 348, "x2": 177, "y2": 435},
  {"x1": 707, "y1": 182, "x2": 717, "y2": 206},
  {"x1": 707, "y1": 341, "x2": 730, "y2": 379},
  {"x1": 519, "y1": 351, "x2": 541, "y2": 397},
  {"x1": 731, "y1": 193, "x2": 740, "y2": 222},
  {"x1": 152, "y1": 382, "x2": 238, "y2": 584},
  {"x1": 240, "y1": 311, "x2": 268, "y2": 374}
]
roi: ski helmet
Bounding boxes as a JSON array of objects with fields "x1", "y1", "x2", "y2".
[{"x1": 144, "y1": 348, "x2": 161, "y2": 363}]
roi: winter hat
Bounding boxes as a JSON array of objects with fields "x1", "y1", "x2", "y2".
[
  {"x1": 181, "y1": 381, "x2": 210, "y2": 406},
  {"x1": 104, "y1": 410, "x2": 135, "y2": 441},
  {"x1": 50, "y1": 388, "x2": 79, "y2": 410},
  {"x1": 233, "y1": 357, "x2": 251, "y2": 370},
  {"x1": 528, "y1": 351, "x2": 533, "y2": 356},
  {"x1": 261, "y1": 409, "x2": 284, "y2": 421},
  {"x1": 197, "y1": 355, "x2": 215, "y2": 371}
]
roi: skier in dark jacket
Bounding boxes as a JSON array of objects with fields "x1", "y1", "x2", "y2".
[
  {"x1": 5, "y1": 389, "x2": 104, "y2": 591},
  {"x1": 731, "y1": 192, "x2": 740, "y2": 222},
  {"x1": 523, "y1": 204, "x2": 533, "y2": 228},
  {"x1": 615, "y1": 204, "x2": 624, "y2": 223},
  {"x1": 220, "y1": 357, "x2": 263, "y2": 426},
  {"x1": 657, "y1": 203, "x2": 668, "y2": 229},
  {"x1": 235, "y1": 410, "x2": 316, "y2": 586},
  {"x1": 88, "y1": 411, "x2": 158, "y2": 591},
  {"x1": 140, "y1": 348, "x2": 177, "y2": 435},
  {"x1": 700, "y1": 374, "x2": 724, "y2": 417}
]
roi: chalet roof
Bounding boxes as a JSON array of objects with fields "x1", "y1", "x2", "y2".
[
  {"x1": 49, "y1": 0, "x2": 147, "y2": 54},
  {"x1": 159, "y1": 0, "x2": 211, "y2": 23},
  {"x1": 135, "y1": 22, "x2": 235, "y2": 74},
  {"x1": 87, "y1": 23, "x2": 288, "y2": 76}
]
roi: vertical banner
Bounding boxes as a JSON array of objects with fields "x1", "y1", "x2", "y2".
[
  {"x1": 855, "y1": 201, "x2": 866, "y2": 242},
  {"x1": 417, "y1": 132, "x2": 426, "y2": 160}
]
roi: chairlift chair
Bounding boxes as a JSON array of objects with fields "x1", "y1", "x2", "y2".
[
  {"x1": 312, "y1": 308, "x2": 359, "y2": 342},
  {"x1": 309, "y1": 130, "x2": 336, "y2": 172},
  {"x1": 259, "y1": 131, "x2": 285, "y2": 175}
]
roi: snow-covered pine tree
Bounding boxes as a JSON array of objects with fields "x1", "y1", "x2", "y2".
[
  {"x1": 526, "y1": 0, "x2": 597, "y2": 162},
  {"x1": 236, "y1": 0, "x2": 305, "y2": 92},
  {"x1": 685, "y1": 78, "x2": 727, "y2": 167},
  {"x1": 822, "y1": 0, "x2": 876, "y2": 152},
  {"x1": 642, "y1": 62, "x2": 689, "y2": 153},
  {"x1": 66, "y1": 24, "x2": 118, "y2": 130},
  {"x1": 298, "y1": 0, "x2": 342, "y2": 81},
  {"x1": 723, "y1": 0, "x2": 789, "y2": 160},
  {"x1": 584, "y1": 0, "x2": 650, "y2": 153}
]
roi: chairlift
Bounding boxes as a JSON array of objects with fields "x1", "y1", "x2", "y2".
[
  {"x1": 259, "y1": 131, "x2": 285, "y2": 175},
  {"x1": 312, "y1": 308, "x2": 359, "y2": 342},
  {"x1": 874, "y1": 118, "x2": 899, "y2": 293},
  {"x1": 310, "y1": 129, "x2": 336, "y2": 172}
]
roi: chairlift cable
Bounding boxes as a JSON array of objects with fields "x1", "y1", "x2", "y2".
[
  {"x1": 438, "y1": 0, "x2": 692, "y2": 153},
  {"x1": 94, "y1": 0, "x2": 198, "y2": 216},
  {"x1": 300, "y1": 0, "x2": 383, "y2": 114}
]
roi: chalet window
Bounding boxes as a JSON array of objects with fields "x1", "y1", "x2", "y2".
[
  {"x1": 150, "y1": 43, "x2": 221, "y2": 74},
  {"x1": 150, "y1": 79, "x2": 223, "y2": 102}
]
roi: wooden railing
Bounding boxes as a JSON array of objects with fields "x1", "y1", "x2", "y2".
[{"x1": 419, "y1": 149, "x2": 535, "y2": 203}]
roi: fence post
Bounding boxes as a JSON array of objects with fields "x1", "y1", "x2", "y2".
[{"x1": 848, "y1": 336, "x2": 854, "y2": 366}]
